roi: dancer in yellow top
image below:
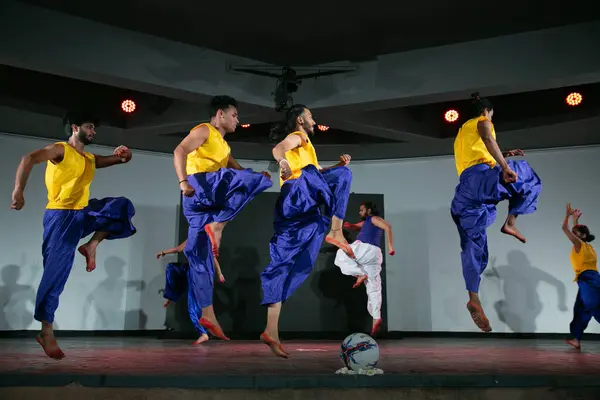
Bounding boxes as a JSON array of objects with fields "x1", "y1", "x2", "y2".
[
  {"x1": 11, "y1": 111, "x2": 136, "y2": 359},
  {"x1": 451, "y1": 93, "x2": 542, "y2": 332},
  {"x1": 173, "y1": 95, "x2": 272, "y2": 341},
  {"x1": 563, "y1": 203, "x2": 599, "y2": 349},
  {"x1": 260, "y1": 104, "x2": 354, "y2": 358}
]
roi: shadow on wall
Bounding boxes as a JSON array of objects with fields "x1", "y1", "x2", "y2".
[
  {"x1": 132, "y1": 204, "x2": 179, "y2": 331},
  {"x1": 0, "y1": 262, "x2": 37, "y2": 330},
  {"x1": 82, "y1": 255, "x2": 146, "y2": 330},
  {"x1": 483, "y1": 250, "x2": 568, "y2": 333}
]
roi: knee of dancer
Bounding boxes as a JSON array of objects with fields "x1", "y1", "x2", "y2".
[{"x1": 337, "y1": 165, "x2": 353, "y2": 181}]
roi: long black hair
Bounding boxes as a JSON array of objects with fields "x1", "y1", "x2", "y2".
[
  {"x1": 269, "y1": 104, "x2": 307, "y2": 143},
  {"x1": 470, "y1": 92, "x2": 493, "y2": 117},
  {"x1": 574, "y1": 224, "x2": 596, "y2": 243}
]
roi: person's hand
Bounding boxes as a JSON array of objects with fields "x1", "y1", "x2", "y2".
[
  {"x1": 573, "y1": 209, "x2": 583, "y2": 219},
  {"x1": 156, "y1": 251, "x2": 166, "y2": 259},
  {"x1": 343, "y1": 222, "x2": 351, "y2": 229},
  {"x1": 566, "y1": 203, "x2": 575, "y2": 217},
  {"x1": 180, "y1": 180, "x2": 195, "y2": 197},
  {"x1": 502, "y1": 166, "x2": 517, "y2": 183},
  {"x1": 114, "y1": 145, "x2": 132, "y2": 162},
  {"x1": 339, "y1": 154, "x2": 351, "y2": 166},
  {"x1": 259, "y1": 171, "x2": 271, "y2": 179},
  {"x1": 280, "y1": 160, "x2": 292, "y2": 180},
  {"x1": 502, "y1": 149, "x2": 524, "y2": 158},
  {"x1": 10, "y1": 188, "x2": 24, "y2": 210},
  {"x1": 389, "y1": 246, "x2": 395, "y2": 256},
  {"x1": 217, "y1": 272, "x2": 226, "y2": 283}
]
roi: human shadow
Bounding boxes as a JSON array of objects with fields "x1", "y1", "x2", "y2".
[
  {"x1": 0, "y1": 264, "x2": 36, "y2": 330},
  {"x1": 82, "y1": 256, "x2": 145, "y2": 329},
  {"x1": 483, "y1": 250, "x2": 568, "y2": 333}
]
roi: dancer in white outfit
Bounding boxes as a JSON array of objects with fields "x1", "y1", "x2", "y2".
[{"x1": 335, "y1": 202, "x2": 395, "y2": 336}]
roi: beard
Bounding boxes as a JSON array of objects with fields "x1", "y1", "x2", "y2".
[
  {"x1": 77, "y1": 130, "x2": 92, "y2": 145},
  {"x1": 304, "y1": 122, "x2": 315, "y2": 135}
]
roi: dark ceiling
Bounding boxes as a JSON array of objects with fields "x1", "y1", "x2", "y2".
[
  {"x1": 18, "y1": 0, "x2": 600, "y2": 65},
  {"x1": 0, "y1": 64, "x2": 176, "y2": 129},
  {"x1": 404, "y1": 82, "x2": 600, "y2": 139}
]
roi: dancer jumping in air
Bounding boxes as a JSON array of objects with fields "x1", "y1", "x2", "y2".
[
  {"x1": 173, "y1": 95, "x2": 272, "y2": 341},
  {"x1": 260, "y1": 104, "x2": 354, "y2": 358},
  {"x1": 11, "y1": 111, "x2": 136, "y2": 359},
  {"x1": 337, "y1": 201, "x2": 395, "y2": 336},
  {"x1": 563, "y1": 203, "x2": 599, "y2": 350},
  {"x1": 451, "y1": 93, "x2": 542, "y2": 332},
  {"x1": 156, "y1": 240, "x2": 225, "y2": 345}
]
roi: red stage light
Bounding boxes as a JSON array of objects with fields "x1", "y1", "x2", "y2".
[
  {"x1": 121, "y1": 99, "x2": 136, "y2": 113},
  {"x1": 566, "y1": 92, "x2": 582, "y2": 106},
  {"x1": 444, "y1": 109, "x2": 459, "y2": 123}
]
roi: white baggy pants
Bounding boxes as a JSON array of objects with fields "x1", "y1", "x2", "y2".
[{"x1": 334, "y1": 240, "x2": 383, "y2": 319}]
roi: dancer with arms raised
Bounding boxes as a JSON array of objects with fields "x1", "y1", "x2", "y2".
[{"x1": 563, "y1": 204, "x2": 599, "y2": 349}]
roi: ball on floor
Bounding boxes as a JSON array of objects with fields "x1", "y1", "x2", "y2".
[{"x1": 340, "y1": 332, "x2": 379, "y2": 371}]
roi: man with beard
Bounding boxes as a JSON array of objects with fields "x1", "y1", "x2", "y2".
[
  {"x1": 260, "y1": 104, "x2": 354, "y2": 358},
  {"x1": 337, "y1": 201, "x2": 395, "y2": 337},
  {"x1": 10, "y1": 111, "x2": 137, "y2": 359},
  {"x1": 173, "y1": 95, "x2": 272, "y2": 341}
]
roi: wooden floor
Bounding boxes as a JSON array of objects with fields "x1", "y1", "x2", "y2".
[{"x1": 1, "y1": 337, "x2": 600, "y2": 388}]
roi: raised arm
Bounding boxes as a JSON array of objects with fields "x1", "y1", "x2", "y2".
[
  {"x1": 173, "y1": 125, "x2": 209, "y2": 196},
  {"x1": 157, "y1": 240, "x2": 187, "y2": 259},
  {"x1": 343, "y1": 221, "x2": 364, "y2": 231},
  {"x1": 11, "y1": 143, "x2": 65, "y2": 210},
  {"x1": 562, "y1": 203, "x2": 582, "y2": 252},
  {"x1": 371, "y1": 216, "x2": 396, "y2": 256},
  {"x1": 94, "y1": 145, "x2": 132, "y2": 169},
  {"x1": 272, "y1": 134, "x2": 302, "y2": 180}
]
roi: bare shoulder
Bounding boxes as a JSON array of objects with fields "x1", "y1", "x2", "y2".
[
  {"x1": 30, "y1": 142, "x2": 65, "y2": 164},
  {"x1": 190, "y1": 124, "x2": 210, "y2": 137}
]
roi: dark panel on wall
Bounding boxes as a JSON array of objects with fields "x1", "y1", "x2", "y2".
[{"x1": 172, "y1": 191, "x2": 386, "y2": 338}]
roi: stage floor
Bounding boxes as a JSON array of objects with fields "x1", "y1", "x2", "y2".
[{"x1": 1, "y1": 337, "x2": 600, "y2": 389}]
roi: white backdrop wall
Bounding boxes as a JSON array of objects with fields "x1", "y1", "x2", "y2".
[{"x1": 1, "y1": 132, "x2": 599, "y2": 334}]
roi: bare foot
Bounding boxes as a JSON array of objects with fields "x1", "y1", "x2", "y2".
[
  {"x1": 352, "y1": 275, "x2": 368, "y2": 288},
  {"x1": 205, "y1": 222, "x2": 224, "y2": 257},
  {"x1": 193, "y1": 334, "x2": 209, "y2": 345},
  {"x1": 78, "y1": 244, "x2": 97, "y2": 272},
  {"x1": 371, "y1": 319, "x2": 382, "y2": 337},
  {"x1": 466, "y1": 301, "x2": 492, "y2": 332},
  {"x1": 325, "y1": 230, "x2": 355, "y2": 259},
  {"x1": 565, "y1": 338, "x2": 581, "y2": 349},
  {"x1": 199, "y1": 316, "x2": 230, "y2": 340},
  {"x1": 260, "y1": 332, "x2": 289, "y2": 358},
  {"x1": 501, "y1": 223, "x2": 526, "y2": 243},
  {"x1": 36, "y1": 334, "x2": 65, "y2": 360}
]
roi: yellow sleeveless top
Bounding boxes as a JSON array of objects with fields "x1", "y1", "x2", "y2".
[
  {"x1": 45, "y1": 142, "x2": 96, "y2": 210},
  {"x1": 186, "y1": 123, "x2": 231, "y2": 175},
  {"x1": 280, "y1": 132, "x2": 320, "y2": 186},
  {"x1": 454, "y1": 116, "x2": 497, "y2": 176},
  {"x1": 570, "y1": 242, "x2": 598, "y2": 281}
]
